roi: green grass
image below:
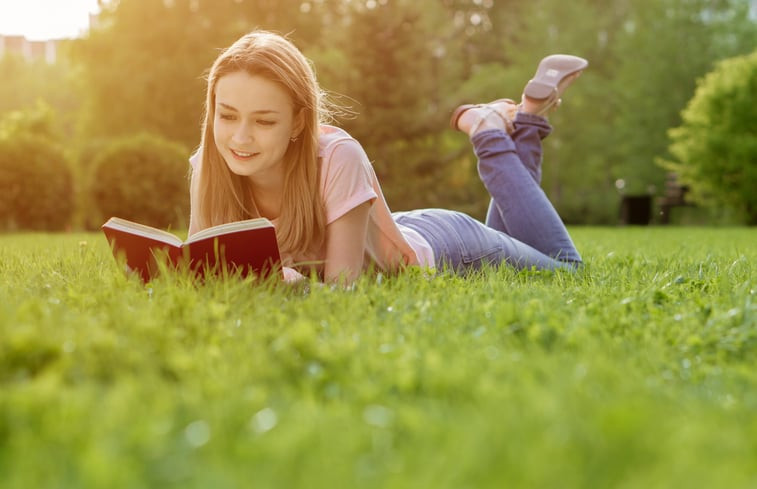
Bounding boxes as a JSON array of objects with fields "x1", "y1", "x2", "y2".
[{"x1": 1, "y1": 227, "x2": 755, "y2": 488}]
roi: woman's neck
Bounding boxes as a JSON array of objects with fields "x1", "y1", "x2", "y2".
[{"x1": 249, "y1": 176, "x2": 283, "y2": 220}]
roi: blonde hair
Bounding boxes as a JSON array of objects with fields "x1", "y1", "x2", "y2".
[{"x1": 194, "y1": 30, "x2": 326, "y2": 259}]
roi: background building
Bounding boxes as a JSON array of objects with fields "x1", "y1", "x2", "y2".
[{"x1": 0, "y1": 34, "x2": 60, "y2": 63}]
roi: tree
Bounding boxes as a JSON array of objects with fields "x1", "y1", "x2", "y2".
[
  {"x1": 0, "y1": 100, "x2": 59, "y2": 142},
  {"x1": 72, "y1": 0, "x2": 329, "y2": 149},
  {"x1": 71, "y1": 0, "x2": 231, "y2": 147},
  {"x1": 608, "y1": 0, "x2": 757, "y2": 198},
  {"x1": 312, "y1": 0, "x2": 477, "y2": 211},
  {"x1": 67, "y1": 0, "x2": 757, "y2": 224},
  {"x1": 664, "y1": 50, "x2": 757, "y2": 224},
  {"x1": 0, "y1": 53, "x2": 82, "y2": 141}
]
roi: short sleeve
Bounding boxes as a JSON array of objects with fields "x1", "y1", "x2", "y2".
[
  {"x1": 189, "y1": 148, "x2": 201, "y2": 170},
  {"x1": 321, "y1": 139, "x2": 378, "y2": 224}
]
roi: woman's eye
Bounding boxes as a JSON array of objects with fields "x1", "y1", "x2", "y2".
[
  {"x1": 218, "y1": 113, "x2": 236, "y2": 121},
  {"x1": 257, "y1": 120, "x2": 276, "y2": 126}
]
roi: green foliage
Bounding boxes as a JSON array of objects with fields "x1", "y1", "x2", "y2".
[
  {"x1": 0, "y1": 228, "x2": 755, "y2": 487},
  {"x1": 5, "y1": 0, "x2": 751, "y2": 225},
  {"x1": 89, "y1": 133, "x2": 190, "y2": 229},
  {"x1": 0, "y1": 134, "x2": 74, "y2": 231},
  {"x1": 0, "y1": 53, "x2": 82, "y2": 141},
  {"x1": 0, "y1": 100, "x2": 60, "y2": 142},
  {"x1": 665, "y1": 50, "x2": 757, "y2": 224},
  {"x1": 312, "y1": 1, "x2": 489, "y2": 213},
  {"x1": 484, "y1": 0, "x2": 756, "y2": 223},
  {"x1": 71, "y1": 0, "x2": 325, "y2": 148}
]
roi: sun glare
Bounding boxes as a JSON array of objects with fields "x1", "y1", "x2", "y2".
[{"x1": 0, "y1": 0, "x2": 100, "y2": 40}]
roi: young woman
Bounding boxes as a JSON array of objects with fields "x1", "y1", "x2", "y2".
[{"x1": 188, "y1": 30, "x2": 587, "y2": 284}]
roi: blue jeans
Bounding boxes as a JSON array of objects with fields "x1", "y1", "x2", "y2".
[{"x1": 394, "y1": 112, "x2": 582, "y2": 273}]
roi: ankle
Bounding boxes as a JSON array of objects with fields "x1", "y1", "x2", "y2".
[
  {"x1": 520, "y1": 96, "x2": 539, "y2": 115},
  {"x1": 460, "y1": 107, "x2": 507, "y2": 136},
  {"x1": 468, "y1": 116, "x2": 504, "y2": 137}
]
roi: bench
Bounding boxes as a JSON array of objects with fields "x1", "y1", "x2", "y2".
[{"x1": 658, "y1": 172, "x2": 693, "y2": 224}]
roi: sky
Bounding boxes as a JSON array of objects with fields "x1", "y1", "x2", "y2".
[{"x1": 0, "y1": 0, "x2": 101, "y2": 40}]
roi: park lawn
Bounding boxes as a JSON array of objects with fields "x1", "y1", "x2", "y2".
[{"x1": 0, "y1": 227, "x2": 755, "y2": 488}]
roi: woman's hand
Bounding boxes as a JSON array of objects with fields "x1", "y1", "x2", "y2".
[{"x1": 282, "y1": 266, "x2": 306, "y2": 284}]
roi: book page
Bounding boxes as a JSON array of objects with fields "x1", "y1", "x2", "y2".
[
  {"x1": 103, "y1": 217, "x2": 183, "y2": 247},
  {"x1": 186, "y1": 218, "x2": 273, "y2": 244}
]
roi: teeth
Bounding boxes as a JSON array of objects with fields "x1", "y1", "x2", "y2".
[{"x1": 232, "y1": 149, "x2": 253, "y2": 157}]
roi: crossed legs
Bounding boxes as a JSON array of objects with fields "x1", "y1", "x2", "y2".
[
  {"x1": 473, "y1": 119, "x2": 581, "y2": 263},
  {"x1": 453, "y1": 99, "x2": 582, "y2": 263}
]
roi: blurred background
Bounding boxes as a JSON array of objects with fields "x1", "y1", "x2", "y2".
[{"x1": 0, "y1": 0, "x2": 755, "y2": 231}]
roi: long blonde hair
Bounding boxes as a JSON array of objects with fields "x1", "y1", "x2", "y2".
[{"x1": 194, "y1": 31, "x2": 326, "y2": 258}]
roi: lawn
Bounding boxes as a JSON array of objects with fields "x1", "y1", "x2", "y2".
[{"x1": 1, "y1": 227, "x2": 755, "y2": 488}]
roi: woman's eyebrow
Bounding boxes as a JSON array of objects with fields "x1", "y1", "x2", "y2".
[
  {"x1": 216, "y1": 102, "x2": 238, "y2": 111},
  {"x1": 216, "y1": 102, "x2": 278, "y2": 114}
]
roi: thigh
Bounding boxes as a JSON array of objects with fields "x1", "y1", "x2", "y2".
[{"x1": 395, "y1": 209, "x2": 572, "y2": 273}]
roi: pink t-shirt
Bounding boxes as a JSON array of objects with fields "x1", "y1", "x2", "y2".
[
  {"x1": 189, "y1": 125, "x2": 435, "y2": 273},
  {"x1": 305, "y1": 125, "x2": 434, "y2": 272}
]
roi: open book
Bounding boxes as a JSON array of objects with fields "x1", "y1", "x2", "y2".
[{"x1": 102, "y1": 217, "x2": 281, "y2": 282}]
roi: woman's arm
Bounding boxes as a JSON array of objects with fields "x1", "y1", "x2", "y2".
[
  {"x1": 188, "y1": 169, "x2": 199, "y2": 236},
  {"x1": 323, "y1": 201, "x2": 372, "y2": 284},
  {"x1": 188, "y1": 150, "x2": 202, "y2": 237}
]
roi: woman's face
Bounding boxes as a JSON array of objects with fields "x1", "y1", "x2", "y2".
[{"x1": 213, "y1": 71, "x2": 302, "y2": 184}]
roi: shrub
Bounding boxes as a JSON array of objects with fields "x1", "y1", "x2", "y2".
[
  {"x1": 90, "y1": 133, "x2": 190, "y2": 229},
  {"x1": 664, "y1": 49, "x2": 757, "y2": 225},
  {"x1": 0, "y1": 134, "x2": 74, "y2": 230}
]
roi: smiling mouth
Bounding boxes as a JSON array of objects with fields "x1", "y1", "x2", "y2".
[{"x1": 231, "y1": 149, "x2": 258, "y2": 158}]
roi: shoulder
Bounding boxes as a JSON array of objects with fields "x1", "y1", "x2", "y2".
[
  {"x1": 317, "y1": 126, "x2": 378, "y2": 223},
  {"x1": 318, "y1": 125, "x2": 374, "y2": 186},
  {"x1": 189, "y1": 147, "x2": 202, "y2": 170},
  {"x1": 318, "y1": 125, "x2": 370, "y2": 166}
]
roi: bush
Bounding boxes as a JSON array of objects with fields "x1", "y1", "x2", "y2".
[
  {"x1": 0, "y1": 134, "x2": 74, "y2": 230},
  {"x1": 90, "y1": 133, "x2": 190, "y2": 229},
  {"x1": 664, "y1": 49, "x2": 757, "y2": 225}
]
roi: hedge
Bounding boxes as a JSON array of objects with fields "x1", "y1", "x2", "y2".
[
  {"x1": 90, "y1": 133, "x2": 190, "y2": 229},
  {"x1": 0, "y1": 134, "x2": 74, "y2": 230}
]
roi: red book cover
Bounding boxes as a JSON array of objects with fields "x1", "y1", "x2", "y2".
[{"x1": 102, "y1": 217, "x2": 281, "y2": 282}]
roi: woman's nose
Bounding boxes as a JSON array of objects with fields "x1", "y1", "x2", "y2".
[{"x1": 232, "y1": 121, "x2": 253, "y2": 143}]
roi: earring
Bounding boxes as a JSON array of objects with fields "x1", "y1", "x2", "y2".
[{"x1": 290, "y1": 136, "x2": 298, "y2": 142}]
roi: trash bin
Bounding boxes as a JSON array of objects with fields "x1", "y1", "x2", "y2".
[{"x1": 619, "y1": 195, "x2": 652, "y2": 225}]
